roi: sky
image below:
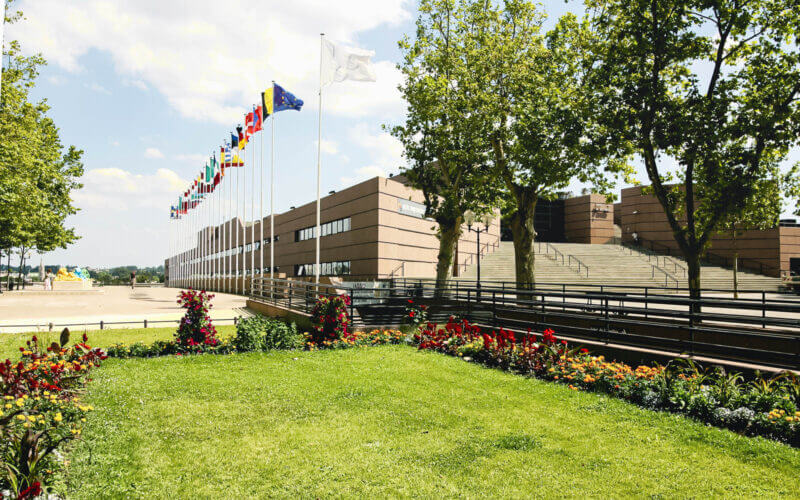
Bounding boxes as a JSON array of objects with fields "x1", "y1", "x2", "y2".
[{"x1": 4, "y1": 0, "x2": 797, "y2": 267}]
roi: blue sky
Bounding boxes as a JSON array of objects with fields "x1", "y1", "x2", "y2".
[{"x1": 5, "y1": 0, "x2": 796, "y2": 267}]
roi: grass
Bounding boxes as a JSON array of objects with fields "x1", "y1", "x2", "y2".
[
  {"x1": 61, "y1": 346, "x2": 800, "y2": 498},
  {"x1": 0, "y1": 325, "x2": 237, "y2": 360}
]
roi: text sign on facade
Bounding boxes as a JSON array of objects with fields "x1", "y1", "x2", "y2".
[{"x1": 398, "y1": 199, "x2": 426, "y2": 219}]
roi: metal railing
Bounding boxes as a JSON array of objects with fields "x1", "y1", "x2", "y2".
[
  {"x1": 458, "y1": 238, "x2": 500, "y2": 276},
  {"x1": 1, "y1": 317, "x2": 240, "y2": 333},
  {"x1": 249, "y1": 277, "x2": 800, "y2": 369},
  {"x1": 537, "y1": 242, "x2": 590, "y2": 277}
]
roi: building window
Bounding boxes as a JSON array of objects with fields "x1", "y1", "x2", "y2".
[
  {"x1": 294, "y1": 261, "x2": 350, "y2": 277},
  {"x1": 295, "y1": 217, "x2": 351, "y2": 242},
  {"x1": 255, "y1": 241, "x2": 261, "y2": 251}
]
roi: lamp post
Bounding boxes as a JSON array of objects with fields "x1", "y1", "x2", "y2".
[{"x1": 465, "y1": 211, "x2": 493, "y2": 294}]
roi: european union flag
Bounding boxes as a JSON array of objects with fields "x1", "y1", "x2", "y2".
[{"x1": 273, "y1": 83, "x2": 303, "y2": 113}]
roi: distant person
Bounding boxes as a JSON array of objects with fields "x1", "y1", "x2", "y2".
[
  {"x1": 44, "y1": 270, "x2": 53, "y2": 290},
  {"x1": 130, "y1": 270, "x2": 137, "y2": 289}
]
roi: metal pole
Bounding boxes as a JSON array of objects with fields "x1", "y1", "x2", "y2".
[
  {"x1": 236, "y1": 139, "x2": 241, "y2": 294},
  {"x1": 270, "y1": 89, "x2": 275, "y2": 280},
  {"x1": 251, "y1": 111, "x2": 256, "y2": 295},
  {"x1": 315, "y1": 33, "x2": 324, "y2": 283},
  {"x1": 261, "y1": 104, "x2": 265, "y2": 282}
]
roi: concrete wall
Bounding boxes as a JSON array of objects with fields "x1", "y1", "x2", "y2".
[{"x1": 563, "y1": 194, "x2": 614, "y2": 244}]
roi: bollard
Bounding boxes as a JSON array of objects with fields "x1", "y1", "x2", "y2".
[
  {"x1": 144, "y1": 319, "x2": 148, "y2": 328},
  {"x1": 48, "y1": 322, "x2": 53, "y2": 332},
  {"x1": 100, "y1": 320, "x2": 104, "y2": 330}
]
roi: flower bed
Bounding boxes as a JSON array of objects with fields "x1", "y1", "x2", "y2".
[
  {"x1": 1, "y1": 331, "x2": 107, "y2": 498},
  {"x1": 415, "y1": 317, "x2": 800, "y2": 446}
]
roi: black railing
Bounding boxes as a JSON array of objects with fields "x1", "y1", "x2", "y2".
[{"x1": 250, "y1": 277, "x2": 800, "y2": 370}]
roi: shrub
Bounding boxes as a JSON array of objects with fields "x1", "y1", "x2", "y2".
[
  {"x1": 0, "y1": 330, "x2": 106, "y2": 497},
  {"x1": 309, "y1": 294, "x2": 350, "y2": 345},
  {"x1": 233, "y1": 316, "x2": 302, "y2": 352},
  {"x1": 404, "y1": 299, "x2": 428, "y2": 329},
  {"x1": 176, "y1": 289, "x2": 219, "y2": 351}
]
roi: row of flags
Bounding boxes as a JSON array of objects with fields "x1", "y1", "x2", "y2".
[
  {"x1": 169, "y1": 83, "x2": 304, "y2": 219},
  {"x1": 168, "y1": 37, "x2": 377, "y2": 223}
]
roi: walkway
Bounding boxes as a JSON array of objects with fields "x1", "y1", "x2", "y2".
[{"x1": 0, "y1": 286, "x2": 252, "y2": 333}]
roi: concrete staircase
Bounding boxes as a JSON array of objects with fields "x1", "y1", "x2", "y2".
[{"x1": 460, "y1": 241, "x2": 782, "y2": 291}]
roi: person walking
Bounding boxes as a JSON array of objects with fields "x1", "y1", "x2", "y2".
[
  {"x1": 44, "y1": 270, "x2": 53, "y2": 290},
  {"x1": 130, "y1": 270, "x2": 137, "y2": 290}
]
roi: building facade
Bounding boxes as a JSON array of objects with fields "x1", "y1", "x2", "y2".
[
  {"x1": 165, "y1": 176, "x2": 502, "y2": 291},
  {"x1": 616, "y1": 185, "x2": 800, "y2": 277}
]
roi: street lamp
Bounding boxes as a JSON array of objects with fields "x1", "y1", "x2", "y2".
[{"x1": 465, "y1": 210, "x2": 493, "y2": 292}]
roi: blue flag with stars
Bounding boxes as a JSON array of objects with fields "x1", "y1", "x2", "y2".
[{"x1": 273, "y1": 83, "x2": 303, "y2": 113}]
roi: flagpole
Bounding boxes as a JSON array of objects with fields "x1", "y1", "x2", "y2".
[
  {"x1": 270, "y1": 94, "x2": 275, "y2": 281},
  {"x1": 227, "y1": 150, "x2": 232, "y2": 293},
  {"x1": 236, "y1": 139, "x2": 241, "y2": 295},
  {"x1": 260, "y1": 105, "x2": 265, "y2": 286},
  {"x1": 315, "y1": 33, "x2": 324, "y2": 283},
  {"x1": 251, "y1": 113, "x2": 256, "y2": 297}
]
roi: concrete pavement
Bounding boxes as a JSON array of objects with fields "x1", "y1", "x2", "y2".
[{"x1": 0, "y1": 286, "x2": 253, "y2": 333}]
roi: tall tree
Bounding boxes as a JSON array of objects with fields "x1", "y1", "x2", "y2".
[
  {"x1": 0, "y1": 0, "x2": 83, "y2": 289},
  {"x1": 469, "y1": 2, "x2": 632, "y2": 289},
  {"x1": 392, "y1": 0, "x2": 500, "y2": 289},
  {"x1": 589, "y1": 0, "x2": 800, "y2": 303}
]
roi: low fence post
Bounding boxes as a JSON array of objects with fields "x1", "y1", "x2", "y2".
[
  {"x1": 144, "y1": 319, "x2": 147, "y2": 328},
  {"x1": 100, "y1": 320, "x2": 104, "y2": 330},
  {"x1": 349, "y1": 290, "x2": 355, "y2": 326},
  {"x1": 762, "y1": 291, "x2": 766, "y2": 329},
  {"x1": 467, "y1": 289, "x2": 472, "y2": 321},
  {"x1": 288, "y1": 281, "x2": 292, "y2": 309},
  {"x1": 492, "y1": 290, "x2": 496, "y2": 325}
]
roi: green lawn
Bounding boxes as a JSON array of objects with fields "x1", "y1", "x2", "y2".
[
  {"x1": 60, "y1": 346, "x2": 800, "y2": 498},
  {"x1": 0, "y1": 325, "x2": 237, "y2": 360}
]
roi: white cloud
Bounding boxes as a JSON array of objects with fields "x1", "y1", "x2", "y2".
[
  {"x1": 10, "y1": 0, "x2": 410, "y2": 124},
  {"x1": 84, "y1": 82, "x2": 111, "y2": 94},
  {"x1": 316, "y1": 139, "x2": 339, "y2": 155},
  {"x1": 348, "y1": 122, "x2": 405, "y2": 170},
  {"x1": 47, "y1": 75, "x2": 66, "y2": 85},
  {"x1": 338, "y1": 124, "x2": 406, "y2": 186},
  {"x1": 123, "y1": 78, "x2": 148, "y2": 90},
  {"x1": 73, "y1": 167, "x2": 186, "y2": 211},
  {"x1": 144, "y1": 147, "x2": 164, "y2": 159},
  {"x1": 110, "y1": 140, "x2": 120, "y2": 147}
]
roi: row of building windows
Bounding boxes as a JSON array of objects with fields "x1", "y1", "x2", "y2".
[
  {"x1": 187, "y1": 236, "x2": 282, "y2": 263},
  {"x1": 200, "y1": 267, "x2": 280, "y2": 277},
  {"x1": 295, "y1": 217, "x2": 351, "y2": 242},
  {"x1": 294, "y1": 261, "x2": 351, "y2": 276}
]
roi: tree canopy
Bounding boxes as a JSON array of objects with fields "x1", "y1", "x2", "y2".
[{"x1": 1, "y1": 0, "x2": 84, "y2": 287}]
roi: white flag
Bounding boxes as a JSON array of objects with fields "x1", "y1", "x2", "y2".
[{"x1": 321, "y1": 39, "x2": 377, "y2": 86}]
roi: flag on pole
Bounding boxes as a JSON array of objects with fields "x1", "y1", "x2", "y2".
[
  {"x1": 273, "y1": 83, "x2": 304, "y2": 112},
  {"x1": 231, "y1": 132, "x2": 239, "y2": 150},
  {"x1": 237, "y1": 125, "x2": 247, "y2": 149},
  {"x1": 321, "y1": 39, "x2": 377, "y2": 85},
  {"x1": 213, "y1": 155, "x2": 221, "y2": 186},
  {"x1": 246, "y1": 111, "x2": 254, "y2": 135},
  {"x1": 253, "y1": 105, "x2": 263, "y2": 132}
]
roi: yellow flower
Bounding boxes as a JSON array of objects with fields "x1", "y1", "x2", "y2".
[
  {"x1": 15, "y1": 399, "x2": 24, "y2": 407},
  {"x1": 4, "y1": 404, "x2": 11, "y2": 409},
  {"x1": 54, "y1": 412, "x2": 63, "y2": 423},
  {"x1": 27, "y1": 415, "x2": 36, "y2": 422},
  {"x1": 16, "y1": 414, "x2": 26, "y2": 421}
]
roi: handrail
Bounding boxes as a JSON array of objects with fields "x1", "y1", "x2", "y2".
[
  {"x1": 622, "y1": 242, "x2": 687, "y2": 277},
  {"x1": 650, "y1": 265, "x2": 679, "y2": 288},
  {"x1": 389, "y1": 262, "x2": 405, "y2": 279},
  {"x1": 458, "y1": 237, "x2": 499, "y2": 276},
  {"x1": 538, "y1": 242, "x2": 590, "y2": 278},
  {"x1": 568, "y1": 255, "x2": 590, "y2": 278}
]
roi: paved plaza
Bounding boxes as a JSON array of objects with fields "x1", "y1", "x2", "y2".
[{"x1": 0, "y1": 286, "x2": 251, "y2": 333}]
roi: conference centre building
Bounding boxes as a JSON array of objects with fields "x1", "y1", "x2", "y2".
[{"x1": 165, "y1": 175, "x2": 800, "y2": 291}]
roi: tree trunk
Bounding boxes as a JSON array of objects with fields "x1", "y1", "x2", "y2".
[
  {"x1": 5, "y1": 250, "x2": 10, "y2": 291},
  {"x1": 509, "y1": 190, "x2": 538, "y2": 291},
  {"x1": 686, "y1": 251, "x2": 702, "y2": 317},
  {"x1": 435, "y1": 215, "x2": 463, "y2": 294}
]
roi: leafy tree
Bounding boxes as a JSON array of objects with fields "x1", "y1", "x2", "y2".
[
  {"x1": 469, "y1": 2, "x2": 632, "y2": 288},
  {"x1": 0, "y1": 0, "x2": 83, "y2": 289},
  {"x1": 589, "y1": 0, "x2": 800, "y2": 303},
  {"x1": 392, "y1": 0, "x2": 501, "y2": 289},
  {"x1": 717, "y1": 180, "x2": 780, "y2": 298}
]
